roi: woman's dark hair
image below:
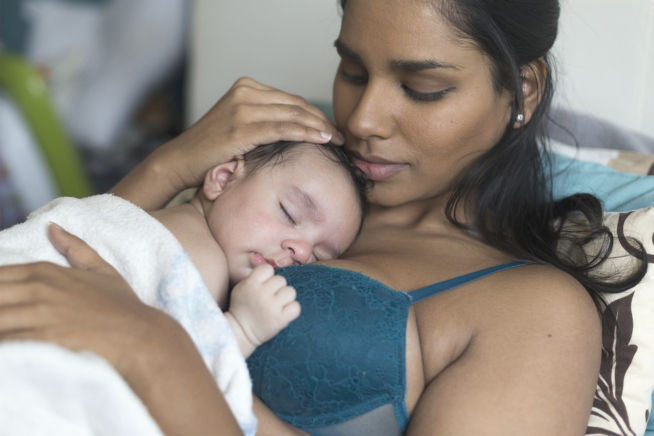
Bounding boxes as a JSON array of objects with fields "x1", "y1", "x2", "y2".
[
  {"x1": 243, "y1": 141, "x2": 371, "y2": 233},
  {"x1": 339, "y1": 0, "x2": 645, "y2": 306}
]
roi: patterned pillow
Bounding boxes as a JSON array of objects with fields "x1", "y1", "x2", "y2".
[{"x1": 580, "y1": 208, "x2": 654, "y2": 436}]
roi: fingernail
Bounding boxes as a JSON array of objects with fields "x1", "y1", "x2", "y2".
[{"x1": 320, "y1": 131, "x2": 332, "y2": 141}]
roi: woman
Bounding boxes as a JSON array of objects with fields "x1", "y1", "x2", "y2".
[{"x1": 0, "y1": 0, "x2": 643, "y2": 434}]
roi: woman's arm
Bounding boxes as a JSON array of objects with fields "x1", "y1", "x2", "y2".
[
  {"x1": 111, "y1": 77, "x2": 343, "y2": 211},
  {"x1": 252, "y1": 397, "x2": 309, "y2": 436},
  {"x1": 0, "y1": 225, "x2": 242, "y2": 436},
  {"x1": 407, "y1": 265, "x2": 601, "y2": 435}
]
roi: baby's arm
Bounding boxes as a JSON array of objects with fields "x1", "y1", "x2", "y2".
[{"x1": 224, "y1": 264, "x2": 301, "y2": 358}]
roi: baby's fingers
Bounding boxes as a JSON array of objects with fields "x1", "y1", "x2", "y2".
[
  {"x1": 247, "y1": 264, "x2": 276, "y2": 282},
  {"x1": 274, "y1": 285, "x2": 297, "y2": 306},
  {"x1": 273, "y1": 286, "x2": 300, "y2": 325},
  {"x1": 281, "y1": 300, "x2": 301, "y2": 324}
]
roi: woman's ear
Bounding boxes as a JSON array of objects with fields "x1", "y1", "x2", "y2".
[
  {"x1": 202, "y1": 159, "x2": 246, "y2": 200},
  {"x1": 514, "y1": 58, "x2": 547, "y2": 128}
]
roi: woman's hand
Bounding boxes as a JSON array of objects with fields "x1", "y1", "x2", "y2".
[
  {"x1": 0, "y1": 224, "x2": 242, "y2": 435},
  {"x1": 0, "y1": 223, "x2": 154, "y2": 375},
  {"x1": 112, "y1": 77, "x2": 344, "y2": 210}
]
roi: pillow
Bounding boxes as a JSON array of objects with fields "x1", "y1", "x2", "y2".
[
  {"x1": 551, "y1": 142, "x2": 654, "y2": 212},
  {"x1": 571, "y1": 207, "x2": 654, "y2": 436},
  {"x1": 552, "y1": 141, "x2": 654, "y2": 177}
]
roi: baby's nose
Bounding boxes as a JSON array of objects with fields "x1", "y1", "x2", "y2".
[{"x1": 282, "y1": 239, "x2": 313, "y2": 265}]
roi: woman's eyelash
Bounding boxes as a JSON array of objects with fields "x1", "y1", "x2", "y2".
[
  {"x1": 402, "y1": 85, "x2": 454, "y2": 102},
  {"x1": 340, "y1": 68, "x2": 367, "y2": 85},
  {"x1": 280, "y1": 203, "x2": 296, "y2": 225},
  {"x1": 341, "y1": 68, "x2": 453, "y2": 103}
]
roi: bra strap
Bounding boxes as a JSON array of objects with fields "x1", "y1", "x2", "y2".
[{"x1": 408, "y1": 261, "x2": 531, "y2": 304}]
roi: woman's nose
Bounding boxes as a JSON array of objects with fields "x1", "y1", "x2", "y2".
[
  {"x1": 346, "y1": 79, "x2": 392, "y2": 140},
  {"x1": 281, "y1": 239, "x2": 313, "y2": 265}
]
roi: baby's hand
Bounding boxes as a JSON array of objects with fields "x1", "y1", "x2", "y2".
[{"x1": 227, "y1": 264, "x2": 301, "y2": 355}]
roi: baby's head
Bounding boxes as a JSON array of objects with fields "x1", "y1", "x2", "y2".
[{"x1": 199, "y1": 141, "x2": 369, "y2": 282}]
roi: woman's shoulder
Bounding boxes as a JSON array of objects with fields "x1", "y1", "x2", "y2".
[
  {"x1": 414, "y1": 262, "x2": 603, "y2": 435},
  {"x1": 494, "y1": 263, "x2": 595, "y2": 313},
  {"x1": 416, "y1": 262, "x2": 601, "y2": 382},
  {"x1": 462, "y1": 262, "x2": 598, "y2": 331}
]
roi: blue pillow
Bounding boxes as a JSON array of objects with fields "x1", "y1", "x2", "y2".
[{"x1": 551, "y1": 152, "x2": 654, "y2": 211}]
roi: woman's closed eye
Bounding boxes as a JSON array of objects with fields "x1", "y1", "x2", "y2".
[
  {"x1": 339, "y1": 61, "x2": 368, "y2": 85},
  {"x1": 401, "y1": 85, "x2": 455, "y2": 102},
  {"x1": 339, "y1": 60, "x2": 455, "y2": 103}
]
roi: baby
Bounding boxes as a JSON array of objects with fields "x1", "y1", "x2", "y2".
[
  {"x1": 0, "y1": 141, "x2": 367, "y2": 434},
  {"x1": 0, "y1": 141, "x2": 368, "y2": 358},
  {"x1": 152, "y1": 140, "x2": 369, "y2": 356}
]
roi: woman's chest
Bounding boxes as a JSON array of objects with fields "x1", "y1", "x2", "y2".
[
  {"x1": 335, "y1": 230, "x2": 515, "y2": 408},
  {"x1": 341, "y1": 226, "x2": 510, "y2": 291}
]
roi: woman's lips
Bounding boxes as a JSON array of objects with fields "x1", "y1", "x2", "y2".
[{"x1": 352, "y1": 156, "x2": 407, "y2": 181}]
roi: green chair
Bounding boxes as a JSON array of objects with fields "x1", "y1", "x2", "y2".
[{"x1": 0, "y1": 52, "x2": 93, "y2": 198}]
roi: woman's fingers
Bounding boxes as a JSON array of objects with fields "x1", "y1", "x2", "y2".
[
  {"x1": 238, "y1": 121, "x2": 332, "y2": 150},
  {"x1": 0, "y1": 264, "x2": 30, "y2": 283},
  {"x1": 230, "y1": 77, "x2": 329, "y2": 120},
  {"x1": 137, "y1": 76, "x2": 345, "y2": 197},
  {"x1": 47, "y1": 223, "x2": 117, "y2": 275},
  {"x1": 0, "y1": 262, "x2": 64, "y2": 285},
  {"x1": 220, "y1": 79, "x2": 344, "y2": 144},
  {"x1": 0, "y1": 260, "x2": 152, "y2": 371},
  {"x1": 0, "y1": 304, "x2": 47, "y2": 338},
  {"x1": 233, "y1": 102, "x2": 343, "y2": 143}
]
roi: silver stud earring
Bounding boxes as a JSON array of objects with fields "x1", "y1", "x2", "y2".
[{"x1": 515, "y1": 113, "x2": 525, "y2": 123}]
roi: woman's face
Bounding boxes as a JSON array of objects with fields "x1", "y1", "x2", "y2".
[{"x1": 333, "y1": 0, "x2": 514, "y2": 207}]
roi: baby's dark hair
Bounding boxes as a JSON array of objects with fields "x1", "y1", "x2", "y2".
[{"x1": 243, "y1": 141, "x2": 370, "y2": 232}]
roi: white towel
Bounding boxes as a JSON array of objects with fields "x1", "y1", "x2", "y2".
[
  {"x1": 0, "y1": 342, "x2": 164, "y2": 436},
  {"x1": 0, "y1": 194, "x2": 257, "y2": 436}
]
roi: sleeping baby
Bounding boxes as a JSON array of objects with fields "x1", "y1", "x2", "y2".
[
  {"x1": 0, "y1": 141, "x2": 368, "y2": 435},
  {"x1": 152, "y1": 140, "x2": 368, "y2": 357}
]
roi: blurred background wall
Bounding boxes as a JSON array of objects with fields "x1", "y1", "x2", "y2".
[
  {"x1": 187, "y1": 0, "x2": 341, "y2": 123},
  {"x1": 0, "y1": 0, "x2": 187, "y2": 227}
]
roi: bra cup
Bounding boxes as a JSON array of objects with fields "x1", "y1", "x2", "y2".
[{"x1": 247, "y1": 264, "x2": 411, "y2": 430}]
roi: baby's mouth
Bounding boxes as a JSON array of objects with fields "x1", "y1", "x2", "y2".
[{"x1": 251, "y1": 252, "x2": 279, "y2": 268}]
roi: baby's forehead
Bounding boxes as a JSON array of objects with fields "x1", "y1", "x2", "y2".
[
  {"x1": 281, "y1": 144, "x2": 341, "y2": 164},
  {"x1": 273, "y1": 147, "x2": 350, "y2": 178}
]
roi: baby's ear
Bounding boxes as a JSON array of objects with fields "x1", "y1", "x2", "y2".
[{"x1": 202, "y1": 159, "x2": 246, "y2": 200}]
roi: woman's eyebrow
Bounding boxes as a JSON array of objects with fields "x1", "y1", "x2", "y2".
[
  {"x1": 334, "y1": 38, "x2": 459, "y2": 72},
  {"x1": 390, "y1": 59, "x2": 460, "y2": 72},
  {"x1": 334, "y1": 39, "x2": 361, "y2": 61}
]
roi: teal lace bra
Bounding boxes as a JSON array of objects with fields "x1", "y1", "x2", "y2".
[{"x1": 247, "y1": 262, "x2": 527, "y2": 435}]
